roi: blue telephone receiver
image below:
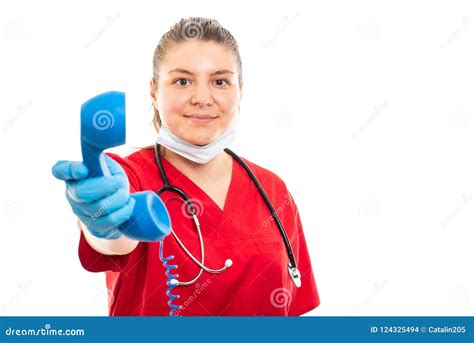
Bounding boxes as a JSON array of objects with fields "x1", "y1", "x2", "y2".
[{"x1": 80, "y1": 91, "x2": 171, "y2": 242}]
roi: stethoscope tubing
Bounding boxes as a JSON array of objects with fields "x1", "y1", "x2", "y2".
[{"x1": 153, "y1": 143, "x2": 299, "y2": 285}]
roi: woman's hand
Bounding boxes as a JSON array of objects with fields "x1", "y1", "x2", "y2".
[{"x1": 52, "y1": 155, "x2": 135, "y2": 239}]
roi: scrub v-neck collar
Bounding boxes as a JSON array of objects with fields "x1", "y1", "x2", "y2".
[{"x1": 157, "y1": 153, "x2": 241, "y2": 230}]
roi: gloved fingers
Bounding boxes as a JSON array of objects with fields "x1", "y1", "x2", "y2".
[
  {"x1": 83, "y1": 198, "x2": 135, "y2": 231},
  {"x1": 65, "y1": 175, "x2": 125, "y2": 203},
  {"x1": 52, "y1": 161, "x2": 89, "y2": 181},
  {"x1": 105, "y1": 155, "x2": 128, "y2": 176},
  {"x1": 65, "y1": 190, "x2": 89, "y2": 218},
  {"x1": 77, "y1": 188, "x2": 130, "y2": 217}
]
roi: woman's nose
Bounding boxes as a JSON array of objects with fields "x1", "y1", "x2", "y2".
[{"x1": 190, "y1": 84, "x2": 214, "y2": 107}]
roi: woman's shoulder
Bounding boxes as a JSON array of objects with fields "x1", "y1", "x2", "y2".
[
  {"x1": 238, "y1": 155, "x2": 288, "y2": 191},
  {"x1": 238, "y1": 155, "x2": 299, "y2": 218}
]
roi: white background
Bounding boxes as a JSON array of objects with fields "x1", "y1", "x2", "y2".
[{"x1": 0, "y1": 0, "x2": 473, "y2": 316}]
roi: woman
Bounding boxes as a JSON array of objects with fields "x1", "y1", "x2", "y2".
[{"x1": 52, "y1": 17, "x2": 320, "y2": 316}]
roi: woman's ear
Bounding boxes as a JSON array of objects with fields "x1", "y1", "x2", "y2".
[{"x1": 150, "y1": 78, "x2": 157, "y2": 103}]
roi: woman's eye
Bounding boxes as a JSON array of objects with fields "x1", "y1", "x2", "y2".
[
  {"x1": 175, "y1": 79, "x2": 190, "y2": 87},
  {"x1": 214, "y1": 79, "x2": 229, "y2": 87}
]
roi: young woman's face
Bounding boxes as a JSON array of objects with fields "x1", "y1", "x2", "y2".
[{"x1": 151, "y1": 41, "x2": 242, "y2": 146}]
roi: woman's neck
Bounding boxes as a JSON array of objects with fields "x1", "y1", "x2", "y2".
[{"x1": 160, "y1": 146, "x2": 232, "y2": 181}]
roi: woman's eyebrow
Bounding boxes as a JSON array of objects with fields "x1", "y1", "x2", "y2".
[
  {"x1": 168, "y1": 68, "x2": 193, "y2": 75},
  {"x1": 211, "y1": 70, "x2": 234, "y2": 76},
  {"x1": 168, "y1": 68, "x2": 234, "y2": 75}
]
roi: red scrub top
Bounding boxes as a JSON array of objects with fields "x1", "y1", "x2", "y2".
[{"x1": 78, "y1": 147, "x2": 320, "y2": 316}]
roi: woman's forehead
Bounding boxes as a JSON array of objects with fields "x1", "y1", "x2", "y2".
[{"x1": 160, "y1": 41, "x2": 238, "y2": 75}]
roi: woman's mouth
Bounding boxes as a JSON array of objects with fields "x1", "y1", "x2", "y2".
[{"x1": 184, "y1": 114, "x2": 217, "y2": 124}]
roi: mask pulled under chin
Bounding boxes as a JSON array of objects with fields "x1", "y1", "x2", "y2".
[{"x1": 155, "y1": 122, "x2": 236, "y2": 164}]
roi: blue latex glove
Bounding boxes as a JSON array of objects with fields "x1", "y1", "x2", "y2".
[{"x1": 52, "y1": 155, "x2": 135, "y2": 239}]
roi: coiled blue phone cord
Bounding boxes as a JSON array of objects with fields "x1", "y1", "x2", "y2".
[{"x1": 159, "y1": 239, "x2": 182, "y2": 316}]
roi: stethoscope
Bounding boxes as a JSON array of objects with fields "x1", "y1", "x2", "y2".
[{"x1": 154, "y1": 143, "x2": 302, "y2": 288}]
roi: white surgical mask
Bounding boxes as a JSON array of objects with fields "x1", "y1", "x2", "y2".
[{"x1": 156, "y1": 115, "x2": 238, "y2": 164}]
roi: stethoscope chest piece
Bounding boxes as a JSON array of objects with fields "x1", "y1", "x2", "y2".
[{"x1": 288, "y1": 264, "x2": 302, "y2": 288}]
